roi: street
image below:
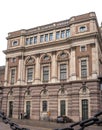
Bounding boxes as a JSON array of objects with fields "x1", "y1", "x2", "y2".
[
  {"x1": 0, "y1": 122, "x2": 50, "y2": 130},
  {"x1": 0, "y1": 121, "x2": 102, "y2": 130}
]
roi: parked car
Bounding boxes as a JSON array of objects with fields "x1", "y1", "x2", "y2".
[{"x1": 56, "y1": 115, "x2": 72, "y2": 123}]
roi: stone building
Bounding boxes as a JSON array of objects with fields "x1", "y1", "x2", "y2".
[{"x1": 0, "y1": 12, "x2": 102, "y2": 121}]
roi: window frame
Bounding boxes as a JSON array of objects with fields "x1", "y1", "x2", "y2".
[
  {"x1": 40, "y1": 35, "x2": 44, "y2": 43},
  {"x1": 79, "y1": 25, "x2": 87, "y2": 32},
  {"x1": 26, "y1": 67, "x2": 34, "y2": 82},
  {"x1": 42, "y1": 100, "x2": 47, "y2": 112},
  {"x1": 10, "y1": 68, "x2": 16, "y2": 84},
  {"x1": 66, "y1": 29, "x2": 70, "y2": 38},
  {"x1": 45, "y1": 34, "x2": 48, "y2": 42},
  {"x1": 12, "y1": 40, "x2": 18, "y2": 46},
  {"x1": 58, "y1": 62, "x2": 68, "y2": 81},
  {"x1": 61, "y1": 30, "x2": 65, "y2": 38},
  {"x1": 80, "y1": 45, "x2": 87, "y2": 52},
  {"x1": 60, "y1": 64, "x2": 67, "y2": 80},
  {"x1": 79, "y1": 58, "x2": 88, "y2": 78},
  {"x1": 30, "y1": 37, "x2": 33, "y2": 44},
  {"x1": 34, "y1": 36, "x2": 37, "y2": 44},
  {"x1": 56, "y1": 31, "x2": 60, "y2": 40},
  {"x1": 43, "y1": 66, "x2": 49, "y2": 82},
  {"x1": 25, "y1": 38, "x2": 30, "y2": 45},
  {"x1": 49, "y1": 33, "x2": 53, "y2": 41}
]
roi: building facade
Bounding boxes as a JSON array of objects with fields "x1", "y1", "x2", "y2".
[{"x1": 0, "y1": 12, "x2": 102, "y2": 121}]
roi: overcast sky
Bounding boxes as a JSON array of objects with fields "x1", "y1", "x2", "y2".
[{"x1": 0, "y1": 0, "x2": 101, "y2": 66}]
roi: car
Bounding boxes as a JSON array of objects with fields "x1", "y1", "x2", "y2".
[{"x1": 56, "y1": 115, "x2": 72, "y2": 123}]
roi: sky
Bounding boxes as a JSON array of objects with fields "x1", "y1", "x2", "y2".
[{"x1": 0, "y1": 0, "x2": 101, "y2": 66}]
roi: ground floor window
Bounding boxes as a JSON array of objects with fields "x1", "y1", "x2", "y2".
[
  {"x1": 9, "y1": 101, "x2": 13, "y2": 118},
  {"x1": 82, "y1": 99, "x2": 88, "y2": 120},
  {"x1": 25, "y1": 101, "x2": 31, "y2": 119},
  {"x1": 60, "y1": 100, "x2": 66, "y2": 116},
  {"x1": 42, "y1": 100, "x2": 47, "y2": 112}
]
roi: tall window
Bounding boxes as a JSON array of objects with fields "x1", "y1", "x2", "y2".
[
  {"x1": 34, "y1": 36, "x2": 37, "y2": 44},
  {"x1": 66, "y1": 29, "x2": 70, "y2": 38},
  {"x1": 81, "y1": 60, "x2": 87, "y2": 78},
  {"x1": 45, "y1": 34, "x2": 48, "y2": 42},
  {"x1": 56, "y1": 31, "x2": 60, "y2": 39},
  {"x1": 43, "y1": 66, "x2": 49, "y2": 82},
  {"x1": 42, "y1": 101, "x2": 47, "y2": 112},
  {"x1": 49, "y1": 33, "x2": 53, "y2": 41},
  {"x1": 61, "y1": 30, "x2": 65, "y2": 38},
  {"x1": 40, "y1": 35, "x2": 44, "y2": 43},
  {"x1": 11, "y1": 69, "x2": 16, "y2": 84},
  {"x1": 26, "y1": 38, "x2": 29, "y2": 45},
  {"x1": 27, "y1": 68, "x2": 33, "y2": 81},
  {"x1": 60, "y1": 64, "x2": 67, "y2": 80},
  {"x1": 30, "y1": 37, "x2": 33, "y2": 44},
  {"x1": 82, "y1": 99, "x2": 88, "y2": 120}
]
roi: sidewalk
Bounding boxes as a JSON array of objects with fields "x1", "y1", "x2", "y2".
[
  {"x1": 11, "y1": 118, "x2": 69, "y2": 129},
  {"x1": 0, "y1": 118, "x2": 102, "y2": 130}
]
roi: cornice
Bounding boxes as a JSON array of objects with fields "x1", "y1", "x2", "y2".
[
  {"x1": 4, "y1": 32, "x2": 99, "y2": 55},
  {"x1": 7, "y1": 12, "x2": 97, "y2": 39}
]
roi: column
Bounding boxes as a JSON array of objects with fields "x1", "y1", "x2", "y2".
[
  {"x1": 17, "y1": 55, "x2": 24, "y2": 85},
  {"x1": 34, "y1": 54, "x2": 40, "y2": 84},
  {"x1": 4, "y1": 58, "x2": 9, "y2": 86},
  {"x1": 91, "y1": 43, "x2": 98, "y2": 78},
  {"x1": 51, "y1": 51, "x2": 57, "y2": 82},
  {"x1": 70, "y1": 47, "x2": 76, "y2": 80}
]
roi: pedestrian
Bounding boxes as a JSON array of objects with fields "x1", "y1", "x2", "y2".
[{"x1": 20, "y1": 113, "x2": 23, "y2": 119}]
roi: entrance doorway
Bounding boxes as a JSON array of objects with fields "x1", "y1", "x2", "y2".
[
  {"x1": 9, "y1": 101, "x2": 13, "y2": 118},
  {"x1": 26, "y1": 101, "x2": 30, "y2": 119},
  {"x1": 60, "y1": 100, "x2": 66, "y2": 116},
  {"x1": 82, "y1": 99, "x2": 88, "y2": 120}
]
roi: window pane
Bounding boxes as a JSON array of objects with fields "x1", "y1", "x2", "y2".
[
  {"x1": 81, "y1": 46, "x2": 86, "y2": 52},
  {"x1": 66, "y1": 29, "x2": 70, "y2": 37},
  {"x1": 82, "y1": 99, "x2": 88, "y2": 120},
  {"x1": 61, "y1": 30, "x2": 65, "y2": 38},
  {"x1": 49, "y1": 33, "x2": 53, "y2": 41},
  {"x1": 27, "y1": 68, "x2": 33, "y2": 81},
  {"x1": 42, "y1": 101, "x2": 47, "y2": 112},
  {"x1": 56, "y1": 31, "x2": 60, "y2": 39},
  {"x1": 26, "y1": 38, "x2": 29, "y2": 45},
  {"x1": 80, "y1": 26, "x2": 86, "y2": 32},
  {"x1": 60, "y1": 64, "x2": 66, "y2": 80},
  {"x1": 81, "y1": 60, "x2": 87, "y2": 77},
  {"x1": 30, "y1": 37, "x2": 33, "y2": 44},
  {"x1": 40, "y1": 35, "x2": 44, "y2": 43},
  {"x1": 34, "y1": 36, "x2": 37, "y2": 44},
  {"x1": 11, "y1": 69, "x2": 15, "y2": 84},
  {"x1": 45, "y1": 34, "x2": 48, "y2": 42},
  {"x1": 43, "y1": 66, "x2": 49, "y2": 81},
  {"x1": 12, "y1": 41, "x2": 18, "y2": 46}
]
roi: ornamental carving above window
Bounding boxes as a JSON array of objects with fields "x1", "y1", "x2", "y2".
[
  {"x1": 57, "y1": 52, "x2": 69, "y2": 61},
  {"x1": 41, "y1": 87, "x2": 48, "y2": 97},
  {"x1": 25, "y1": 56, "x2": 35, "y2": 65},
  {"x1": 41, "y1": 54, "x2": 51, "y2": 63}
]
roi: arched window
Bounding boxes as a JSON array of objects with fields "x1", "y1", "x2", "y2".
[
  {"x1": 79, "y1": 85, "x2": 90, "y2": 120},
  {"x1": 25, "y1": 56, "x2": 35, "y2": 83},
  {"x1": 79, "y1": 26, "x2": 87, "y2": 32},
  {"x1": 57, "y1": 51, "x2": 69, "y2": 81},
  {"x1": 12, "y1": 41, "x2": 18, "y2": 46},
  {"x1": 40, "y1": 54, "x2": 51, "y2": 83},
  {"x1": 58, "y1": 85, "x2": 68, "y2": 116}
]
